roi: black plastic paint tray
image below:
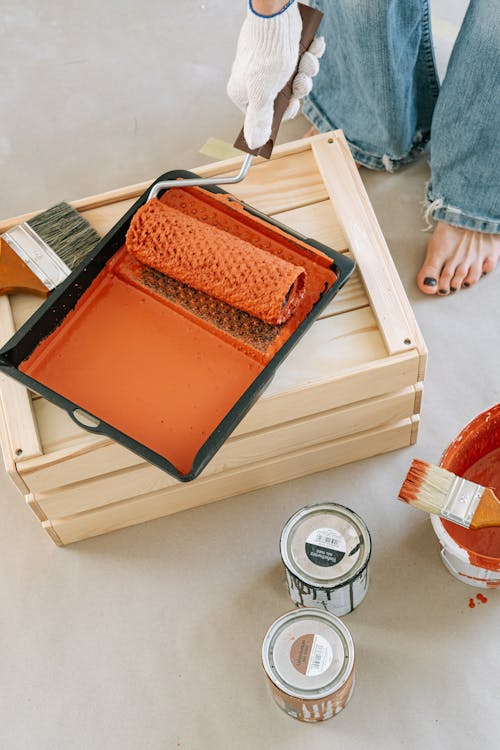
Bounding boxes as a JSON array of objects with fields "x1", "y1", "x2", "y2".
[{"x1": 0, "y1": 172, "x2": 355, "y2": 482}]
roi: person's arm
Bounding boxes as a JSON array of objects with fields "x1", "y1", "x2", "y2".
[{"x1": 227, "y1": 1, "x2": 325, "y2": 149}]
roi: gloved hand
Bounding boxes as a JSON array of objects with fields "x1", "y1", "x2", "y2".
[{"x1": 227, "y1": 0, "x2": 325, "y2": 150}]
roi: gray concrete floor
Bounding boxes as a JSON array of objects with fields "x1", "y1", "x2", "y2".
[{"x1": 1, "y1": 2, "x2": 499, "y2": 749}]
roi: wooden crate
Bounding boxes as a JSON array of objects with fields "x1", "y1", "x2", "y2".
[{"x1": 0, "y1": 131, "x2": 426, "y2": 545}]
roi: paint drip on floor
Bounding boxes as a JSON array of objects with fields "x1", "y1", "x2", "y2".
[{"x1": 468, "y1": 593, "x2": 489, "y2": 609}]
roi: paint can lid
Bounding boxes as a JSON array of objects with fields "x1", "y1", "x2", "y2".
[
  {"x1": 262, "y1": 608, "x2": 355, "y2": 699},
  {"x1": 280, "y1": 503, "x2": 371, "y2": 588}
]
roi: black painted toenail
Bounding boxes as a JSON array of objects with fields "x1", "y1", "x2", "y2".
[
  {"x1": 482, "y1": 272, "x2": 487, "y2": 276},
  {"x1": 438, "y1": 289, "x2": 447, "y2": 295},
  {"x1": 450, "y1": 287, "x2": 457, "y2": 292},
  {"x1": 464, "y1": 282, "x2": 470, "y2": 287},
  {"x1": 423, "y1": 277, "x2": 437, "y2": 287}
]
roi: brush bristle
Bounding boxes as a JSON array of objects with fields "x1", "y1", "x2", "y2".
[
  {"x1": 27, "y1": 202, "x2": 100, "y2": 269},
  {"x1": 398, "y1": 459, "x2": 458, "y2": 515}
]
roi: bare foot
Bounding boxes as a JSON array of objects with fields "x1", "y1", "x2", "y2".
[{"x1": 417, "y1": 222, "x2": 500, "y2": 296}]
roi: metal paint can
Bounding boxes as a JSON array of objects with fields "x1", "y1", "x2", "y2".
[
  {"x1": 262, "y1": 607, "x2": 355, "y2": 722},
  {"x1": 280, "y1": 503, "x2": 371, "y2": 616}
]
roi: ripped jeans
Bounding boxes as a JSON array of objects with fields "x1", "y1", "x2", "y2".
[{"x1": 303, "y1": 0, "x2": 500, "y2": 234}]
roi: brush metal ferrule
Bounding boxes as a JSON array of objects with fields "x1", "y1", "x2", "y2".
[
  {"x1": 441, "y1": 475, "x2": 483, "y2": 527},
  {"x1": 1, "y1": 222, "x2": 71, "y2": 290}
]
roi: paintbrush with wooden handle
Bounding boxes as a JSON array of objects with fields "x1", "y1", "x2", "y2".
[
  {"x1": 398, "y1": 459, "x2": 500, "y2": 529},
  {"x1": 0, "y1": 202, "x2": 100, "y2": 296}
]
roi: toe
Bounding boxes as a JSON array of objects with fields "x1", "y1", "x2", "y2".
[
  {"x1": 482, "y1": 256, "x2": 498, "y2": 275},
  {"x1": 417, "y1": 265, "x2": 441, "y2": 294},
  {"x1": 436, "y1": 262, "x2": 455, "y2": 295},
  {"x1": 463, "y1": 260, "x2": 483, "y2": 287},
  {"x1": 417, "y1": 247, "x2": 446, "y2": 294},
  {"x1": 450, "y1": 262, "x2": 469, "y2": 292},
  {"x1": 417, "y1": 225, "x2": 452, "y2": 295}
]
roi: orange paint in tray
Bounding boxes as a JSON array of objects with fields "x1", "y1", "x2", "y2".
[
  {"x1": 20, "y1": 264, "x2": 263, "y2": 475},
  {"x1": 17, "y1": 186, "x2": 347, "y2": 479}
]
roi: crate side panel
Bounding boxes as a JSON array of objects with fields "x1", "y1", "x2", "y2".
[
  {"x1": 44, "y1": 418, "x2": 416, "y2": 545},
  {"x1": 36, "y1": 387, "x2": 418, "y2": 519}
]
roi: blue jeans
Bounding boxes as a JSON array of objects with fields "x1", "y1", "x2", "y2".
[{"x1": 303, "y1": 0, "x2": 500, "y2": 233}]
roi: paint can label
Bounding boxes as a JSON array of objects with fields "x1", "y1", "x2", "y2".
[
  {"x1": 305, "y1": 528, "x2": 347, "y2": 566},
  {"x1": 290, "y1": 634, "x2": 333, "y2": 677}
]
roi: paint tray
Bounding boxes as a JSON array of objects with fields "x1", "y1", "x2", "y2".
[{"x1": 0, "y1": 173, "x2": 355, "y2": 482}]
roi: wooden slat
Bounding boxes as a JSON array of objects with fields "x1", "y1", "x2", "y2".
[
  {"x1": 81, "y1": 199, "x2": 137, "y2": 237},
  {"x1": 220, "y1": 149, "x2": 328, "y2": 215},
  {"x1": 0, "y1": 297, "x2": 42, "y2": 461},
  {"x1": 9, "y1": 292, "x2": 42, "y2": 332},
  {"x1": 0, "y1": 398, "x2": 32, "y2": 496},
  {"x1": 0, "y1": 186, "x2": 149, "y2": 232},
  {"x1": 261, "y1": 306, "x2": 385, "y2": 397},
  {"x1": 34, "y1": 386, "x2": 418, "y2": 519},
  {"x1": 410, "y1": 415, "x2": 420, "y2": 445},
  {"x1": 272, "y1": 199, "x2": 348, "y2": 250},
  {"x1": 414, "y1": 381, "x2": 424, "y2": 414},
  {"x1": 311, "y1": 134, "x2": 427, "y2": 378},
  {"x1": 244, "y1": 351, "x2": 419, "y2": 433},
  {"x1": 42, "y1": 417, "x2": 417, "y2": 546},
  {"x1": 319, "y1": 266, "x2": 367, "y2": 318},
  {"x1": 191, "y1": 134, "x2": 321, "y2": 180}
]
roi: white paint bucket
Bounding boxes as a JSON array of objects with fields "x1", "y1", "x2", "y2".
[
  {"x1": 431, "y1": 514, "x2": 500, "y2": 587},
  {"x1": 431, "y1": 404, "x2": 500, "y2": 588}
]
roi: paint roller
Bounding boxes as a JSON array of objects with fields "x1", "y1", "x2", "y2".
[{"x1": 125, "y1": 3, "x2": 323, "y2": 325}]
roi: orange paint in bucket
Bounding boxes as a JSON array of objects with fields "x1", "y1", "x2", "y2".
[{"x1": 431, "y1": 403, "x2": 500, "y2": 586}]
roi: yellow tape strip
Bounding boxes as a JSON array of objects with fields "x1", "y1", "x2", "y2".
[{"x1": 199, "y1": 138, "x2": 242, "y2": 161}]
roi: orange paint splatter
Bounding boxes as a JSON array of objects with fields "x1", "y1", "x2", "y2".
[
  {"x1": 468, "y1": 598, "x2": 476, "y2": 608},
  {"x1": 476, "y1": 593, "x2": 488, "y2": 603}
]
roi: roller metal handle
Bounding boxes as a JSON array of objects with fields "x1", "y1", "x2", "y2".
[
  {"x1": 233, "y1": 2, "x2": 324, "y2": 159},
  {"x1": 148, "y1": 152, "x2": 254, "y2": 201}
]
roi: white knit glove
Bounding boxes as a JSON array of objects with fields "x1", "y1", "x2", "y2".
[{"x1": 227, "y1": 0, "x2": 325, "y2": 149}]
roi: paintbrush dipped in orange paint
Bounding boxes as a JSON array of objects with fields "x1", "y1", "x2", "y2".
[{"x1": 398, "y1": 459, "x2": 500, "y2": 530}]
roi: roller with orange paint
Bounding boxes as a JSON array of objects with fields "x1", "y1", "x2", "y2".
[{"x1": 125, "y1": 197, "x2": 306, "y2": 325}]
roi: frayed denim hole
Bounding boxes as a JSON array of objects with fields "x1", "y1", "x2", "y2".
[{"x1": 423, "y1": 196, "x2": 445, "y2": 231}]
